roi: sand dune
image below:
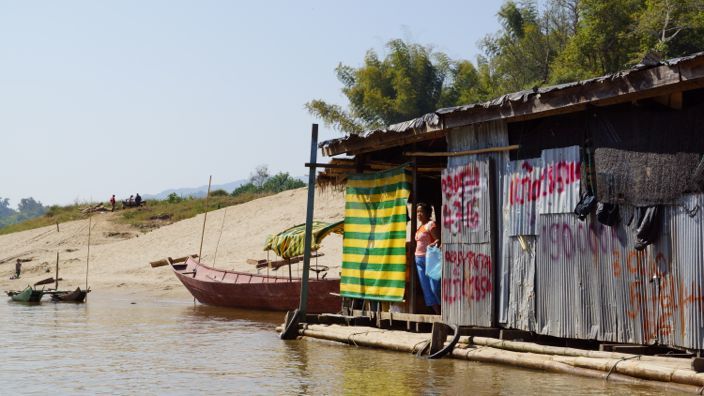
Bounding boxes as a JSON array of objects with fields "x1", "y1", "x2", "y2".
[{"x1": 0, "y1": 188, "x2": 345, "y2": 300}]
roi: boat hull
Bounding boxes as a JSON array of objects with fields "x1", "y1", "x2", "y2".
[
  {"x1": 51, "y1": 287, "x2": 89, "y2": 303},
  {"x1": 172, "y1": 258, "x2": 340, "y2": 313},
  {"x1": 7, "y1": 286, "x2": 44, "y2": 303}
]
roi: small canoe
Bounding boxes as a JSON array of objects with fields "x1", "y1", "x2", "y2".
[
  {"x1": 7, "y1": 286, "x2": 44, "y2": 303},
  {"x1": 50, "y1": 287, "x2": 89, "y2": 303}
]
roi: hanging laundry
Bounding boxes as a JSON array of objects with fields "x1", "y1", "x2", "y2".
[
  {"x1": 574, "y1": 193, "x2": 597, "y2": 221},
  {"x1": 634, "y1": 206, "x2": 660, "y2": 251},
  {"x1": 596, "y1": 202, "x2": 620, "y2": 226}
]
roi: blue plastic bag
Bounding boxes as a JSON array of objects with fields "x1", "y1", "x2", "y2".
[{"x1": 425, "y1": 246, "x2": 443, "y2": 281}]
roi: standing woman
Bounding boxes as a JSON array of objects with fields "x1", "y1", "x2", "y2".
[{"x1": 415, "y1": 202, "x2": 441, "y2": 313}]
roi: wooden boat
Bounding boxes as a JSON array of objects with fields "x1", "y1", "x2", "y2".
[
  {"x1": 6, "y1": 286, "x2": 44, "y2": 302},
  {"x1": 169, "y1": 257, "x2": 341, "y2": 313},
  {"x1": 49, "y1": 287, "x2": 90, "y2": 303}
]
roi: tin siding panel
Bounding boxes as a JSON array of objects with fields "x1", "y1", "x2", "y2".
[
  {"x1": 504, "y1": 158, "x2": 542, "y2": 235},
  {"x1": 444, "y1": 121, "x2": 509, "y2": 326},
  {"x1": 669, "y1": 194, "x2": 704, "y2": 350},
  {"x1": 442, "y1": 242, "x2": 494, "y2": 327},
  {"x1": 530, "y1": 200, "x2": 704, "y2": 350},
  {"x1": 505, "y1": 236, "x2": 536, "y2": 331},
  {"x1": 537, "y1": 146, "x2": 581, "y2": 215},
  {"x1": 441, "y1": 161, "x2": 491, "y2": 244}
]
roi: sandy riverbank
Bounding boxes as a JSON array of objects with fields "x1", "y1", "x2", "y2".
[{"x1": 0, "y1": 188, "x2": 345, "y2": 300}]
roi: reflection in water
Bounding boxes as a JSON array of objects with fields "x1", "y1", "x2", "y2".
[{"x1": 0, "y1": 292, "x2": 665, "y2": 395}]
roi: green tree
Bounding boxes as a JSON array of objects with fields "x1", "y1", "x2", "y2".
[
  {"x1": 550, "y1": 0, "x2": 642, "y2": 82},
  {"x1": 167, "y1": 192, "x2": 182, "y2": 203},
  {"x1": 209, "y1": 189, "x2": 229, "y2": 197},
  {"x1": 307, "y1": 39, "x2": 484, "y2": 135},
  {"x1": 17, "y1": 197, "x2": 46, "y2": 219},
  {"x1": 0, "y1": 197, "x2": 15, "y2": 218},
  {"x1": 481, "y1": 0, "x2": 574, "y2": 93},
  {"x1": 231, "y1": 182, "x2": 258, "y2": 197},
  {"x1": 635, "y1": 0, "x2": 704, "y2": 59},
  {"x1": 250, "y1": 165, "x2": 270, "y2": 189},
  {"x1": 261, "y1": 173, "x2": 305, "y2": 193}
]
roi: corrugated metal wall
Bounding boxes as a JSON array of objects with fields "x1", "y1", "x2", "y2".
[
  {"x1": 441, "y1": 160, "x2": 493, "y2": 326},
  {"x1": 436, "y1": 136, "x2": 704, "y2": 350},
  {"x1": 504, "y1": 235, "x2": 536, "y2": 331},
  {"x1": 437, "y1": 118, "x2": 704, "y2": 350},
  {"x1": 506, "y1": 187, "x2": 704, "y2": 350},
  {"x1": 442, "y1": 120, "x2": 509, "y2": 326}
]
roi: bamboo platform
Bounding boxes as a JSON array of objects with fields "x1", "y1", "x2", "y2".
[{"x1": 286, "y1": 323, "x2": 704, "y2": 394}]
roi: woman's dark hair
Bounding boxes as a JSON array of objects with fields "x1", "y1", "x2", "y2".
[{"x1": 417, "y1": 202, "x2": 432, "y2": 217}]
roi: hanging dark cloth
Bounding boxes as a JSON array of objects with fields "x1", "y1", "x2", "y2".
[
  {"x1": 574, "y1": 193, "x2": 597, "y2": 221},
  {"x1": 596, "y1": 202, "x2": 620, "y2": 227},
  {"x1": 575, "y1": 145, "x2": 598, "y2": 222},
  {"x1": 634, "y1": 206, "x2": 660, "y2": 251}
]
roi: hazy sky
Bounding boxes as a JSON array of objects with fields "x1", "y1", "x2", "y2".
[{"x1": 0, "y1": 1, "x2": 504, "y2": 207}]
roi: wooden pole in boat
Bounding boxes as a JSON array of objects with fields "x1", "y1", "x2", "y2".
[
  {"x1": 55, "y1": 251, "x2": 59, "y2": 291},
  {"x1": 282, "y1": 123, "x2": 318, "y2": 340},
  {"x1": 198, "y1": 175, "x2": 213, "y2": 264},
  {"x1": 86, "y1": 215, "x2": 91, "y2": 293},
  {"x1": 288, "y1": 258, "x2": 292, "y2": 281}
]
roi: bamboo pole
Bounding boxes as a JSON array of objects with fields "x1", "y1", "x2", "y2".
[
  {"x1": 459, "y1": 336, "x2": 691, "y2": 364},
  {"x1": 212, "y1": 207, "x2": 228, "y2": 267},
  {"x1": 198, "y1": 175, "x2": 212, "y2": 263},
  {"x1": 55, "y1": 252, "x2": 59, "y2": 290},
  {"x1": 294, "y1": 324, "x2": 704, "y2": 392},
  {"x1": 404, "y1": 144, "x2": 520, "y2": 157},
  {"x1": 299, "y1": 324, "x2": 430, "y2": 353},
  {"x1": 85, "y1": 215, "x2": 91, "y2": 293},
  {"x1": 451, "y1": 346, "x2": 701, "y2": 394}
]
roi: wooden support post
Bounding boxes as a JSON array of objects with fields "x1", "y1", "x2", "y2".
[
  {"x1": 55, "y1": 252, "x2": 59, "y2": 291},
  {"x1": 430, "y1": 322, "x2": 452, "y2": 355},
  {"x1": 299, "y1": 123, "x2": 319, "y2": 316},
  {"x1": 410, "y1": 156, "x2": 418, "y2": 313}
]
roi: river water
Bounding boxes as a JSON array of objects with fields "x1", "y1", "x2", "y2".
[{"x1": 0, "y1": 292, "x2": 669, "y2": 395}]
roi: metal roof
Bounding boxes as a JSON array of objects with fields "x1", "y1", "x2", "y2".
[{"x1": 319, "y1": 52, "x2": 704, "y2": 157}]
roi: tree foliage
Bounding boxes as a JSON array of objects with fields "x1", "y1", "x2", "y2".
[
  {"x1": 231, "y1": 166, "x2": 305, "y2": 197},
  {"x1": 306, "y1": 39, "x2": 488, "y2": 134},
  {"x1": 0, "y1": 197, "x2": 47, "y2": 228},
  {"x1": 309, "y1": 1, "x2": 704, "y2": 136}
]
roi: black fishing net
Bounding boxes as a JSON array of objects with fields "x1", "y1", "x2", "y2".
[{"x1": 595, "y1": 148, "x2": 703, "y2": 205}]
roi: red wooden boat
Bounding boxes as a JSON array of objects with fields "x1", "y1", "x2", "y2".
[{"x1": 169, "y1": 256, "x2": 341, "y2": 313}]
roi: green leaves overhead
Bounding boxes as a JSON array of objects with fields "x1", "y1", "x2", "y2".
[
  {"x1": 309, "y1": 0, "x2": 704, "y2": 136},
  {"x1": 306, "y1": 39, "x2": 483, "y2": 135}
]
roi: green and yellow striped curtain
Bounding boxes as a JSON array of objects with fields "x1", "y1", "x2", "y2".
[{"x1": 341, "y1": 166, "x2": 410, "y2": 301}]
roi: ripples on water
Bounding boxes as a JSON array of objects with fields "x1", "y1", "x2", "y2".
[{"x1": 0, "y1": 292, "x2": 667, "y2": 395}]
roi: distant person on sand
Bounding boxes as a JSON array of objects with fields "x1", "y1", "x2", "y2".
[
  {"x1": 135, "y1": 193, "x2": 142, "y2": 206},
  {"x1": 128, "y1": 195, "x2": 134, "y2": 205},
  {"x1": 109, "y1": 194, "x2": 116, "y2": 212},
  {"x1": 15, "y1": 259, "x2": 21, "y2": 279}
]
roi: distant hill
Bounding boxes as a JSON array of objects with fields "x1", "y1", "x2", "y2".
[
  {"x1": 142, "y1": 174, "x2": 307, "y2": 201},
  {"x1": 142, "y1": 180, "x2": 248, "y2": 201}
]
